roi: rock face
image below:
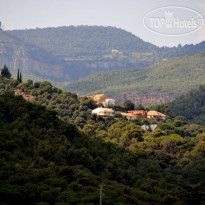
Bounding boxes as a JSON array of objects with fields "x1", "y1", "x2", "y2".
[
  {"x1": 0, "y1": 29, "x2": 156, "y2": 82},
  {"x1": 0, "y1": 40, "x2": 144, "y2": 82},
  {"x1": 0, "y1": 36, "x2": 144, "y2": 82},
  {"x1": 0, "y1": 41, "x2": 66, "y2": 81},
  {"x1": 116, "y1": 93, "x2": 178, "y2": 104}
]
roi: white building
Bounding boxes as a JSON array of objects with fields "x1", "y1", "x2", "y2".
[
  {"x1": 92, "y1": 107, "x2": 114, "y2": 117},
  {"x1": 102, "y1": 98, "x2": 115, "y2": 107}
]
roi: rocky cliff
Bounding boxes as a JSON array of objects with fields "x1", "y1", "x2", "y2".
[{"x1": 117, "y1": 92, "x2": 178, "y2": 104}]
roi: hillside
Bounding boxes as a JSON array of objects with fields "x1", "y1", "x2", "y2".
[
  {"x1": 169, "y1": 84, "x2": 205, "y2": 125},
  {"x1": 8, "y1": 26, "x2": 205, "y2": 60},
  {"x1": 0, "y1": 93, "x2": 142, "y2": 204},
  {"x1": 10, "y1": 71, "x2": 65, "y2": 88},
  {"x1": 0, "y1": 30, "x2": 68, "y2": 81},
  {"x1": 8, "y1": 26, "x2": 158, "y2": 58},
  {"x1": 1, "y1": 79, "x2": 205, "y2": 204},
  {"x1": 64, "y1": 51, "x2": 205, "y2": 104},
  {"x1": 4, "y1": 26, "x2": 205, "y2": 82},
  {"x1": 0, "y1": 28, "x2": 158, "y2": 81}
]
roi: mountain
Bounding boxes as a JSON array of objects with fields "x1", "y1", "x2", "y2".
[
  {"x1": 169, "y1": 84, "x2": 205, "y2": 125},
  {"x1": 0, "y1": 29, "x2": 68, "y2": 81},
  {"x1": 10, "y1": 71, "x2": 66, "y2": 88},
  {"x1": 4, "y1": 26, "x2": 205, "y2": 81},
  {"x1": 8, "y1": 26, "x2": 158, "y2": 59},
  {"x1": 63, "y1": 51, "x2": 205, "y2": 104}
]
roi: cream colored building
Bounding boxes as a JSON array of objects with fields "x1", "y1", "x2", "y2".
[
  {"x1": 147, "y1": 111, "x2": 166, "y2": 121},
  {"x1": 102, "y1": 98, "x2": 116, "y2": 107},
  {"x1": 92, "y1": 107, "x2": 114, "y2": 117}
]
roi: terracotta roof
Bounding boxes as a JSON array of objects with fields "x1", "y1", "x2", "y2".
[
  {"x1": 120, "y1": 112, "x2": 136, "y2": 117},
  {"x1": 147, "y1": 111, "x2": 166, "y2": 117}
]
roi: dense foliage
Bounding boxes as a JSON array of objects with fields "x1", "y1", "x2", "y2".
[
  {"x1": 1, "y1": 65, "x2": 11, "y2": 79},
  {"x1": 8, "y1": 26, "x2": 205, "y2": 60},
  {"x1": 169, "y1": 84, "x2": 205, "y2": 125},
  {"x1": 64, "y1": 51, "x2": 205, "y2": 101},
  {"x1": 1, "y1": 93, "x2": 205, "y2": 205},
  {"x1": 3, "y1": 26, "x2": 205, "y2": 82},
  {"x1": 1, "y1": 72, "x2": 205, "y2": 204},
  {"x1": 8, "y1": 26, "x2": 158, "y2": 59}
]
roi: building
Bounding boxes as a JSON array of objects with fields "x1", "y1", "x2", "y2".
[
  {"x1": 147, "y1": 111, "x2": 166, "y2": 121},
  {"x1": 78, "y1": 94, "x2": 115, "y2": 107},
  {"x1": 128, "y1": 110, "x2": 147, "y2": 118},
  {"x1": 102, "y1": 98, "x2": 116, "y2": 107},
  {"x1": 93, "y1": 94, "x2": 108, "y2": 104},
  {"x1": 120, "y1": 112, "x2": 137, "y2": 120},
  {"x1": 92, "y1": 107, "x2": 114, "y2": 117},
  {"x1": 79, "y1": 95, "x2": 94, "y2": 100},
  {"x1": 141, "y1": 124, "x2": 158, "y2": 132}
]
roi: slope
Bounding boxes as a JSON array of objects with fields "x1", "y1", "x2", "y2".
[
  {"x1": 8, "y1": 26, "x2": 205, "y2": 60},
  {"x1": 63, "y1": 51, "x2": 205, "y2": 104},
  {"x1": 0, "y1": 93, "x2": 187, "y2": 204},
  {"x1": 4, "y1": 26, "x2": 205, "y2": 82},
  {"x1": 8, "y1": 26, "x2": 159, "y2": 58},
  {"x1": 0, "y1": 30, "x2": 69, "y2": 81},
  {"x1": 169, "y1": 84, "x2": 205, "y2": 125}
]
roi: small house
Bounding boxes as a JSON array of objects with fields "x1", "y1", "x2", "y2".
[
  {"x1": 128, "y1": 110, "x2": 147, "y2": 118},
  {"x1": 92, "y1": 107, "x2": 114, "y2": 117},
  {"x1": 147, "y1": 111, "x2": 166, "y2": 121}
]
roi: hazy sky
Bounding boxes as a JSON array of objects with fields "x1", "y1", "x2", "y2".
[{"x1": 0, "y1": 0, "x2": 205, "y2": 47}]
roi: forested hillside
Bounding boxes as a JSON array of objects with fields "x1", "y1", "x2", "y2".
[
  {"x1": 169, "y1": 84, "x2": 205, "y2": 125},
  {"x1": 3, "y1": 26, "x2": 205, "y2": 82},
  {"x1": 64, "y1": 51, "x2": 205, "y2": 103},
  {"x1": 8, "y1": 26, "x2": 205, "y2": 60},
  {"x1": 1, "y1": 74, "x2": 205, "y2": 204},
  {"x1": 8, "y1": 26, "x2": 158, "y2": 59}
]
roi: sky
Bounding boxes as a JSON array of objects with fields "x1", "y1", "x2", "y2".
[{"x1": 0, "y1": 0, "x2": 205, "y2": 47}]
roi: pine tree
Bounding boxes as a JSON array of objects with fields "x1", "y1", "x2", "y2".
[{"x1": 1, "y1": 65, "x2": 11, "y2": 78}]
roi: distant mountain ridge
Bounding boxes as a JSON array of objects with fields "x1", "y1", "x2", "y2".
[
  {"x1": 8, "y1": 26, "x2": 159, "y2": 58},
  {"x1": 63, "y1": 51, "x2": 205, "y2": 104},
  {"x1": 0, "y1": 26, "x2": 204, "y2": 81}
]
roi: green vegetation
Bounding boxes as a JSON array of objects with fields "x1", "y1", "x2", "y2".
[
  {"x1": 1, "y1": 92, "x2": 205, "y2": 204},
  {"x1": 8, "y1": 26, "x2": 205, "y2": 60},
  {"x1": 1, "y1": 70, "x2": 205, "y2": 204},
  {"x1": 1, "y1": 65, "x2": 11, "y2": 79},
  {"x1": 17, "y1": 69, "x2": 22, "y2": 83},
  {"x1": 64, "y1": 51, "x2": 205, "y2": 101},
  {"x1": 3, "y1": 26, "x2": 205, "y2": 82},
  {"x1": 10, "y1": 71, "x2": 65, "y2": 88},
  {"x1": 169, "y1": 84, "x2": 205, "y2": 126},
  {"x1": 8, "y1": 26, "x2": 159, "y2": 59}
]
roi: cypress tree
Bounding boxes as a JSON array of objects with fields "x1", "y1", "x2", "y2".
[
  {"x1": 20, "y1": 72, "x2": 22, "y2": 83},
  {"x1": 17, "y1": 69, "x2": 20, "y2": 82}
]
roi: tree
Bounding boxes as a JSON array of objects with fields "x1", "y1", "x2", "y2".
[
  {"x1": 135, "y1": 104, "x2": 145, "y2": 110},
  {"x1": 1, "y1": 65, "x2": 11, "y2": 78},
  {"x1": 123, "y1": 100, "x2": 134, "y2": 111},
  {"x1": 19, "y1": 72, "x2": 22, "y2": 83},
  {"x1": 17, "y1": 69, "x2": 20, "y2": 82}
]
